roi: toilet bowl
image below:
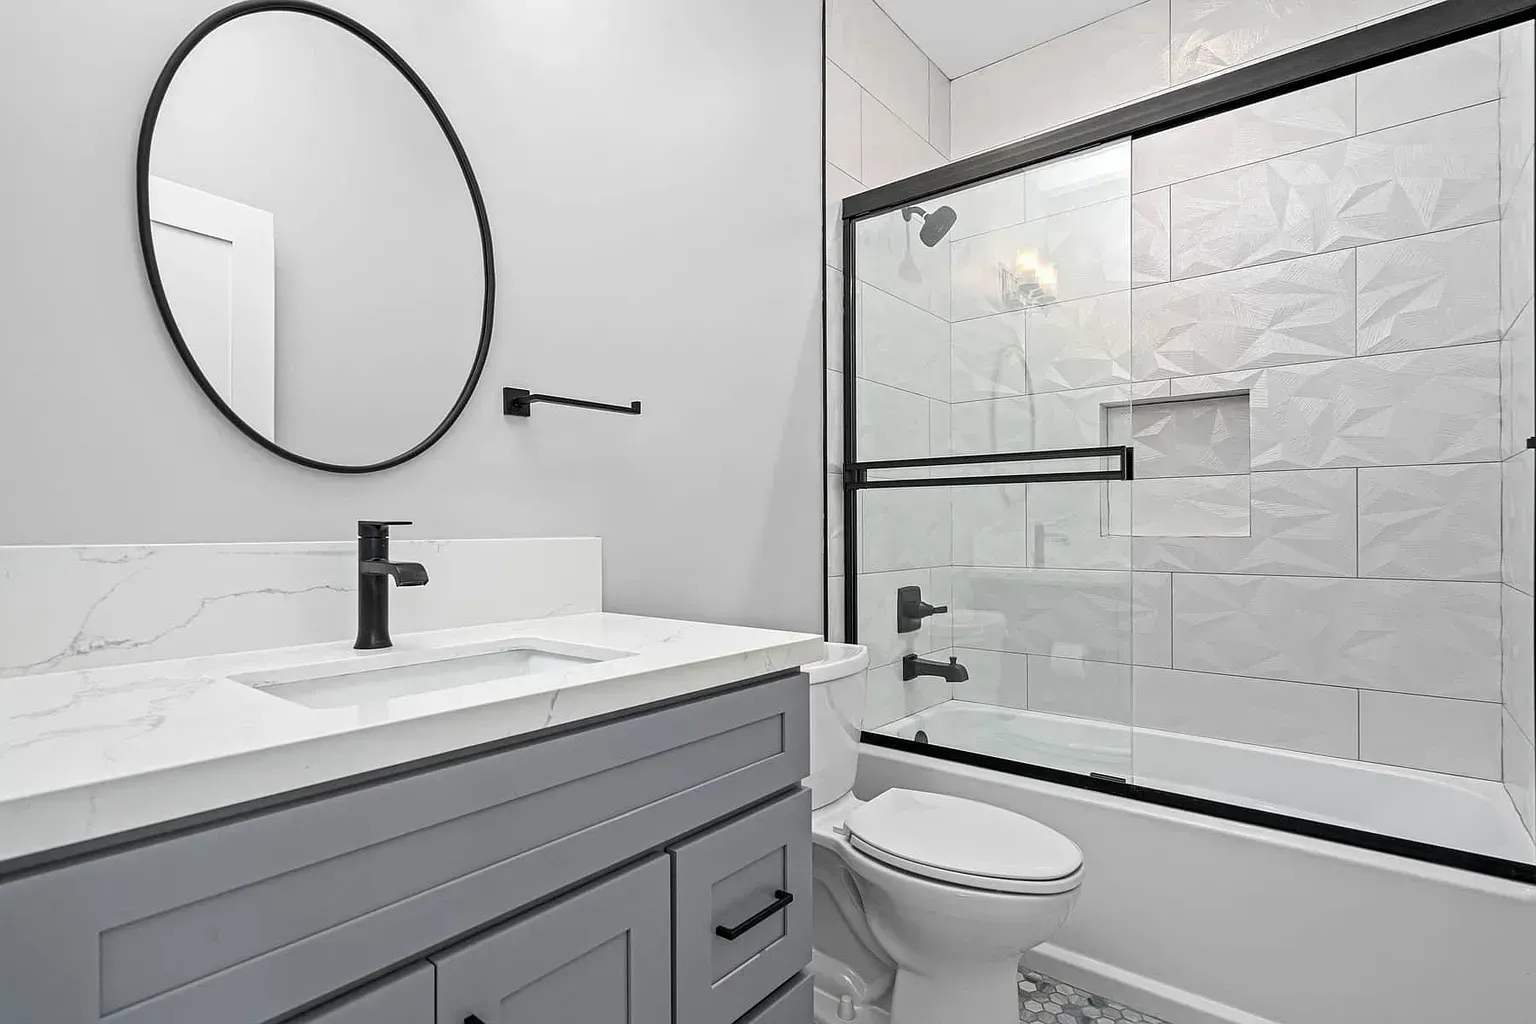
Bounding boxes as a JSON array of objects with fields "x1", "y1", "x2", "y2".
[{"x1": 806, "y1": 644, "x2": 1083, "y2": 1024}]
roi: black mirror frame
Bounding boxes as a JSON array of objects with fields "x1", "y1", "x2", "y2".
[{"x1": 135, "y1": 0, "x2": 496, "y2": 474}]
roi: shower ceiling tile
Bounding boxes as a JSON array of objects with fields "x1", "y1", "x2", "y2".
[
  {"x1": 1131, "y1": 189, "x2": 1171, "y2": 286},
  {"x1": 1249, "y1": 343, "x2": 1500, "y2": 470},
  {"x1": 1169, "y1": 0, "x2": 1357, "y2": 85},
  {"x1": 1504, "y1": 450, "x2": 1535, "y2": 596},
  {"x1": 1132, "y1": 468, "x2": 1357, "y2": 577},
  {"x1": 1028, "y1": 656, "x2": 1131, "y2": 725},
  {"x1": 1132, "y1": 665, "x2": 1358, "y2": 758},
  {"x1": 1132, "y1": 78, "x2": 1354, "y2": 192},
  {"x1": 1132, "y1": 251, "x2": 1355, "y2": 380},
  {"x1": 1502, "y1": 159, "x2": 1535, "y2": 336},
  {"x1": 1025, "y1": 482, "x2": 1132, "y2": 570},
  {"x1": 1171, "y1": 573, "x2": 1502, "y2": 699},
  {"x1": 860, "y1": 486, "x2": 952, "y2": 573},
  {"x1": 949, "y1": 566, "x2": 1134, "y2": 664},
  {"x1": 951, "y1": 198, "x2": 1132, "y2": 321},
  {"x1": 1026, "y1": 291, "x2": 1132, "y2": 394},
  {"x1": 1125, "y1": 393, "x2": 1252, "y2": 479},
  {"x1": 1356, "y1": 223, "x2": 1501, "y2": 356},
  {"x1": 1504, "y1": 302, "x2": 1535, "y2": 460},
  {"x1": 860, "y1": 284, "x2": 950, "y2": 401},
  {"x1": 1357, "y1": 464, "x2": 1501, "y2": 582},
  {"x1": 1503, "y1": 587, "x2": 1535, "y2": 745},
  {"x1": 1170, "y1": 103, "x2": 1500, "y2": 279},
  {"x1": 951, "y1": 313, "x2": 1028, "y2": 402},
  {"x1": 855, "y1": 206, "x2": 950, "y2": 319},
  {"x1": 1501, "y1": 22, "x2": 1536, "y2": 209},
  {"x1": 1358, "y1": 690, "x2": 1502, "y2": 780},
  {"x1": 1355, "y1": 31, "x2": 1499, "y2": 134}
]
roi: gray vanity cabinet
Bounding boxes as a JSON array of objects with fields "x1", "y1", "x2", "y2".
[
  {"x1": 432, "y1": 855, "x2": 672, "y2": 1024},
  {"x1": 291, "y1": 963, "x2": 435, "y2": 1024}
]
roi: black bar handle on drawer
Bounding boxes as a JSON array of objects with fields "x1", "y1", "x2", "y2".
[
  {"x1": 465, "y1": 1017, "x2": 486, "y2": 1024},
  {"x1": 714, "y1": 890, "x2": 794, "y2": 940}
]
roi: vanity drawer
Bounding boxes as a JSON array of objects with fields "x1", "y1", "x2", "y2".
[
  {"x1": 669, "y1": 788, "x2": 811, "y2": 1024},
  {"x1": 290, "y1": 962, "x2": 434, "y2": 1024},
  {"x1": 738, "y1": 974, "x2": 814, "y2": 1024}
]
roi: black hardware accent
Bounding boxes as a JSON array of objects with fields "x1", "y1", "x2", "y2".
[
  {"x1": 466, "y1": 1016, "x2": 487, "y2": 1024},
  {"x1": 136, "y1": 1, "x2": 495, "y2": 475},
  {"x1": 913, "y1": 729, "x2": 929, "y2": 744},
  {"x1": 503, "y1": 387, "x2": 641, "y2": 418},
  {"x1": 903, "y1": 653, "x2": 968, "y2": 683},
  {"x1": 714, "y1": 890, "x2": 794, "y2": 940},
  {"x1": 845, "y1": 446, "x2": 1134, "y2": 491},
  {"x1": 896, "y1": 585, "x2": 947, "y2": 634},
  {"x1": 355, "y1": 520, "x2": 429, "y2": 650},
  {"x1": 1090, "y1": 772, "x2": 1128, "y2": 783},
  {"x1": 1527, "y1": 436, "x2": 1535, "y2": 449}
]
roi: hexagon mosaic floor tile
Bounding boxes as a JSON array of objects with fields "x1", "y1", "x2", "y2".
[{"x1": 1019, "y1": 968, "x2": 1169, "y2": 1024}]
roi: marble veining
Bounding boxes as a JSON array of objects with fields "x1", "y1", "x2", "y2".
[{"x1": 0, "y1": 613, "x2": 823, "y2": 866}]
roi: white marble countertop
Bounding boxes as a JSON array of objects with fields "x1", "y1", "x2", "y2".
[{"x1": 0, "y1": 613, "x2": 823, "y2": 868}]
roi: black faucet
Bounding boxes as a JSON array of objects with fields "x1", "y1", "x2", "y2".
[
  {"x1": 355, "y1": 520, "x2": 429, "y2": 650},
  {"x1": 896, "y1": 585, "x2": 948, "y2": 634},
  {"x1": 903, "y1": 653, "x2": 968, "y2": 683}
]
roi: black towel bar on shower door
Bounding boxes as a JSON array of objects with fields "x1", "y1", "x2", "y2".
[{"x1": 503, "y1": 387, "x2": 642, "y2": 418}]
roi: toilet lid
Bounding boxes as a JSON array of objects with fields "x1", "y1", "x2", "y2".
[{"x1": 844, "y1": 789, "x2": 1083, "y2": 895}]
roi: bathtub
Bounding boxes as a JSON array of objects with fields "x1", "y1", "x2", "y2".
[{"x1": 861, "y1": 701, "x2": 1536, "y2": 1024}]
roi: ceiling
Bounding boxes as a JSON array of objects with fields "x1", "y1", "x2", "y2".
[{"x1": 874, "y1": 0, "x2": 1147, "y2": 78}]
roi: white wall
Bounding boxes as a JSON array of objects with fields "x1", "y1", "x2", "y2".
[{"x1": 0, "y1": 0, "x2": 823, "y2": 633}]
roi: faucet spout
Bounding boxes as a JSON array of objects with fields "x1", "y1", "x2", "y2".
[
  {"x1": 355, "y1": 521, "x2": 427, "y2": 650},
  {"x1": 902, "y1": 653, "x2": 969, "y2": 683},
  {"x1": 361, "y1": 559, "x2": 429, "y2": 586}
]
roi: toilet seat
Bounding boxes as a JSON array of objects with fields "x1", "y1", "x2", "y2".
[{"x1": 843, "y1": 789, "x2": 1083, "y2": 895}]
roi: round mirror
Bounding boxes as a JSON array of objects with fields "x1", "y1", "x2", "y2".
[{"x1": 137, "y1": 1, "x2": 494, "y2": 473}]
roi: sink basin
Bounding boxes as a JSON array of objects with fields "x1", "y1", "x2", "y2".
[{"x1": 233, "y1": 639, "x2": 633, "y2": 709}]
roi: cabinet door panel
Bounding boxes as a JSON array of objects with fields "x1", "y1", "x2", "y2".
[
  {"x1": 433, "y1": 855, "x2": 670, "y2": 1024},
  {"x1": 291, "y1": 962, "x2": 433, "y2": 1024}
]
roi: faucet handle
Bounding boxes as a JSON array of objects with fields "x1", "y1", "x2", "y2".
[{"x1": 358, "y1": 520, "x2": 412, "y2": 538}]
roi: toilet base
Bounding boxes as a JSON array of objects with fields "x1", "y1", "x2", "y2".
[{"x1": 888, "y1": 959, "x2": 1021, "y2": 1024}]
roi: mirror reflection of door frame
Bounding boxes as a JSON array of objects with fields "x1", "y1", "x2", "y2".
[{"x1": 148, "y1": 175, "x2": 275, "y2": 436}]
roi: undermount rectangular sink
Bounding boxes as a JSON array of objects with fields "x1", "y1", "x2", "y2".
[{"x1": 233, "y1": 639, "x2": 634, "y2": 710}]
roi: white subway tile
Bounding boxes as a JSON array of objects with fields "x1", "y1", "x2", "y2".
[
  {"x1": 827, "y1": 574, "x2": 845, "y2": 643},
  {"x1": 1131, "y1": 188, "x2": 1171, "y2": 286},
  {"x1": 1503, "y1": 587, "x2": 1535, "y2": 745},
  {"x1": 1171, "y1": 104, "x2": 1500, "y2": 279},
  {"x1": 1356, "y1": 223, "x2": 1501, "y2": 355},
  {"x1": 1501, "y1": 22, "x2": 1536, "y2": 209},
  {"x1": 1502, "y1": 302, "x2": 1535, "y2": 460},
  {"x1": 860, "y1": 91, "x2": 945, "y2": 189},
  {"x1": 1503, "y1": 159, "x2": 1535, "y2": 335},
  {"x1": 827, "y1": 369, "x2": 844, "y2": 471},
  {"x1": 1133, "y1": 469, "x2": 1358, "y2": 576},
  {"x1": 950, "y1": 566, "x2": 1135, "y2": 664},
  {"x1": 1172, "y1": 574, "x2": 1502, "y2": 699},
  {"x1": 857, "y1": 567, "x2": 943, "y2": 668},
  {"x1": 859, "y1": 283, "x2": 950, "y2": 401},
  {"x1": 1249, "y1": 344, "x2": 1500, "y2": 470},
  {"x1": 1504, "y1": 711, "x2": 1536, "y2": 841},
  {"x1": 826, "y1": 267, "x2": 845, "y2": 372},
  {"x1": 951, "y1": 312, "x2": 1028, "y2": 402},
  {"x1": 1356, "y1": 31, "x2": 1499, "y2": 133},
  {"x1": 1134, "y1": 571, "x2": 1174, "y2": 668},
  {"x1": 1029, "y1": 656, "x2": 1132, "y2": 724},
  {"x1": 826, "y1": 162, "x2": 862, "y2": 269},
  {"x1": 855, "y1": 377, "x2": 929, "y2": 462},
  {"x1": 854, "y1": 204, "x2": 949, "y2": 317},
  {"x1": 1357, "y1": 464, "x2": 1501, "y2": 582},
  {"x1": 951, "y1": 483, "x2": 1030, "y2": 568},
  {"x1": 1025, "y1": 482, "x2": 1132, "y2": 570},
  {"x1": 928, "y1": 61, "x2": 951, "y2": 158},
  {"x1": 864, "y1": 654, "x2": 952, "y2": 728},
  {"x1": 1133, "y1": 251, "x2": 1356, "y2": 379},
  {"x1": 950, "y1": 1, "x2": 1169, "y2": 158},
  {"x1": 827, "y1": 473, "x2": 845, "y2": 579},
  {"x1": 1027, "y1": 291, "x2": 1133, "y2": 394},
  {"x1": 928, "y1": 398, "x2": 950, "y2": 458},
  {"x1": 952, "y1": 647, "x2": 1029, "y2": 710},
  {"x1": 1358, "y1": 690, "x2": 1502, "y2": 779},
  {"x1": 861, "y1": 486, "x2": 952, "y2": 572},
  {"x1": 1132, "y1": 78, "x2": 1354, "y2": 191},
  {"x1": 826, "y1": 61, "x2": 863, "y2": 180},
  {"x1": 827, "y1": 0, "x2": 929, "y2": 137},
  {"x1": 1505, "y1": 450, "x2": 1536, "y2": 596},
  {"x1": 1170, "y1": 0, "x2": 1357, "y2": 85},
  {"x1": 1134, "y1": 666, "x2": 1358, "y2": 758},
  {"x1": 951, "y1": 383, "x2": 1138, "y2": 455}
]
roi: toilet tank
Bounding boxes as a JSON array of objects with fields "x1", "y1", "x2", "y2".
[{"x1": 805, "y1": 643, "x2": 870, "y2": 809}]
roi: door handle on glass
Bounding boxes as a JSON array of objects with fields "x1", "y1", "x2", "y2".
[{"x1": 715, "y1": 890, "x2": 794, "y2": 940}]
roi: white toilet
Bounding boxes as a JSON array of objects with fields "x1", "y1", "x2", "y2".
[{"x1": 806, "y1": 643, "x2": 1083, "y2": 1024}]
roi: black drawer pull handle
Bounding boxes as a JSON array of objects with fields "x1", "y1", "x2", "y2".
[
  {"x1": 465, "y1": 1016, "x2": 486, "y2": 1024},
  {"x1": 714, "y1": 889, "x2": 794, "y2": 940}
]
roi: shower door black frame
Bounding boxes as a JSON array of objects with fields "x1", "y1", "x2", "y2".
[{"x1": 837, "y1": 0, "x2": 1536, "y2": 885}]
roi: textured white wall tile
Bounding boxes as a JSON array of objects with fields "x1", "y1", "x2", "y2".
[
  {"x1": 952, "y1": 198, "x2": 1133, "y2": 319},
  {"x1": 1134, "y1": 570, "x2": 1174, "y2": 668},
  {"x1": 826, "y1": 60, "x2": 863, "y2": 180},
  {"x1": 1357, "y1": 464, "x2": 1501, "y2": 581},
  {"x1": 855, "y1": 204, "x2": 950, "y2": 317},
  {"x1": 1355, "y1": 31, "x2": 1499, "y2": 133},
  {"x1": 1171, "y1": 103, "x2": 1500, "y2": 279},
  {"x1": 827, "y1": 474, "x2": 846, "y2": 580},
  {"x1": 1501, "y1": 21, "x2": 1536, "y2": 210},
  {"x1": 827, "y1": 0, "x2": 929, "y2": 138},
  {"x1": 1171, "y1": 573, "x2": 1501, "y2": 699},
  {"x1": 1026, "y1": 482, "x2": 1132, "y2": 570},
  {"x1": 1504, "y1": 711, "x2": 1536, "y2": 841},
  {"x1": 1356, "y1": 223, "x2": 1501, "y2": 355},
  {"x1": 1132, "y1": 469, "x2": 1357, "y2": 576},
  {"x1": 864, "y1": 654, "x2": 953, "y2": 728},
  {"x1": 1026, "y1": 291, "x2": 1133, "y2": 394},
  {"x1": 1249, "y1": 344, "x2": 1500, "y2": 470},
  {"x1": 860, "y1": 283, "x2": 950, "y2": 401},
  {"x1": 1358, "y1": 690, "x2": 1502, "y2": 779},
  {"x1": 827, "y1": 268, "x2": 845, "y2": 372},
  {"x1": 1024, "y1": 141, "x2": 1131, "y2": 222},
  {"x1": 827, "y1": 370, "x2": 844, "y2": 471},
  {"x1": 951, "y1": 383, "x2": 1138, "y2": 455},
  {"x1": 947, "y1": 176, "x2": 1027, "y2": 242},
  {"x1": 1132, "y1": 78, "x2": 1354, "y2": 191},
  {"x1": 1108, "y1": 475, "x2": 1251, "y2": 538},
  {"x1": 1131, "y1": 189, "x2": 1171, "y2": 286},
  {"x1": 1134, "y1": 665, "x2": 1358, "y2": 758},
  {"x1": 857, "y1": 566, "x2": 946, "y2": 668},
  {"x1": 952, "y1": 647, "x2": 1029, "y2": 710},
  {"x1": 950, "y1": 1, "x2": 1170, "y2": 158},
  {"x1": 1502, "y1": 302, "x2": 1535, "y2": 459},
  {"x1": 950, "y1": 566, "x2": 1135, "y2": 664},
  {"x1": 1504, "y1": 450, "x2": 1536, "y2": 596},
  {"x1": 1123, "y1": 394, "x2": 1253, "y2": 478},
  {"x1": 1029, "y1": 655, "x2": 1132, "y2": 724},
  {"x1": 928, "y1": 567, "x2": 954, "y2": 653},
  {"x1": 928, "y1": 61, "x2": 951, "y2": 157},
  {"x1": 0, "y1": 539, "x2": 603, "y2": 678},
  {"x1": 1503, "y1": 587, "x2": 1535, "y2": 745},
  {"x1": 826, "y1": 163, "x2": 861, "y2": 269},
  {"x1": 855, "y1": 377, "x2": 930, "y2": 462},
  {"x1": 861, "y1": 486, "x2": 952, "y2": 572},
  {"x1": 951, "y1": 313, "x2": 1028, "y2": 402},
  {"x1": 827, "y1": 575, "x2": 845, "y2": 643},
  {"x1": 1170, "y1": 0, "x2": 1357, "y2": 85},
  {"x1": 1503, "y1": 159, "x2": 1535, "y2": 335},
  {"x1": 929, "y1": 399, "x2": 951, "y2": 457},
  {"x1": 1132, "y1": 251, "x2": 1356, "y2": 379},
  {"x1": 1168, "y1": 368, "x2": 1266, "y2": 397},
  {"x1": 951, "y1": 483, "x2": 1030, "y2": 568},
  {"x1": 860, "y1": 91, "x2": 946, "y2": 189}
]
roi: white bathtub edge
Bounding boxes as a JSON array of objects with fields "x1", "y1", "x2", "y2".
[{"x1": 1025, "y1": 943, "x2": 1281, "y2": 1024}]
